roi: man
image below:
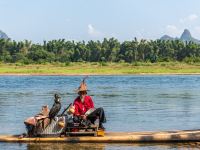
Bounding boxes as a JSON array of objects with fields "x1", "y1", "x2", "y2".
[{"x1": 73, "y1": 78, "x2": 106, "y2": 130}]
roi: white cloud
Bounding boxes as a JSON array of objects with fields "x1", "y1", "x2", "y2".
[
  {"x1": 189, "y1": 14, "x2": 198, "y2": 21},
  {"x1": 87, "y1": 24, "x2": 103, "y2": 37},
  {"x1": 180, "y1": 14, "x2": 198, "y2": 23},
  {"x1": 166, "y1": 25, "x2": 182, "y2": 36},
  {"x1": 194, "y1": 26, "x2": 200, "y2": 34}
]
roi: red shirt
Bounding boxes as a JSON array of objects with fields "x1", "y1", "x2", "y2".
[{"x1": 73, "y1": 95, "x2": 94, "y2": 116}]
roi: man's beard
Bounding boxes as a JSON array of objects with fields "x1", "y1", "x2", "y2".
[{"x1": 81, "y1": 96, "x2": 85, "y2": 103}]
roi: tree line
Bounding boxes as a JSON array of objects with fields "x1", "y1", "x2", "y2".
[{"x1": 0, "y1": 37, "x2": 200, "y2": 64}]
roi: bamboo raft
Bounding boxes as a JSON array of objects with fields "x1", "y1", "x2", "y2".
[{"x1": 1, "y1": 129, "x2": 200, "y2": 143}]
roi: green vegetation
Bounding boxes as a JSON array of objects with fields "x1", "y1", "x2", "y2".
[
  {"x1": 1, "y1": 37, "x2": 200, "y2": 74},
  {"x1": 0, "y1": 62, "x2": 200, "y2": 75},
  {"x1": 1, "y1": 38, "x2": 200, "y2": 64}
]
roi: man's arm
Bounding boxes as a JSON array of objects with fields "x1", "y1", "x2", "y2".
[
  {"x1": 74, "y1": 102, "x2": 87, "y2": 120},
  {"x1": 89, "y1": 96, "x2": 94, "y2": 108},
  {"x1": 73, "y1": 101, "x2": 81, "y2": 116}
]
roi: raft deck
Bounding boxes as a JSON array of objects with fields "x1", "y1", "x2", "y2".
[{"x1": 1, "y1": 129, "x2": 200, "y2": 143}]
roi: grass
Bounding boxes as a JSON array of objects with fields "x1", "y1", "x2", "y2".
[{"x1": 0, "y1": 62, "x2": 200, "y2": 75}]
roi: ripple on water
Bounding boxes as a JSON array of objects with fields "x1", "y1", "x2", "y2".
[
  {"x1": 1, "y1": 142, "x2": 200, "y2": 150},
  {"x1": 1, "y1": 76, "x2": 200, "y2": 149}
]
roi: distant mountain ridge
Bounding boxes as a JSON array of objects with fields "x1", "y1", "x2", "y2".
[
  {"x1": 0, "y1": 30, "x2": 9, "y2": 39},
  {"x1": 160, "y1": 35, "x2": 175, "y2": 40},
  {"x1": 1, "y1": 28, "x2": 199, "y2": 44},
  {"x1": 160, "y1": 29, "x2": 200, "y2": 44}
]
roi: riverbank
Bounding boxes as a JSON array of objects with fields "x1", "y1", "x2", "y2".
[{"x1": 0, "y1": 62, "x2": 200, "y2": 75}]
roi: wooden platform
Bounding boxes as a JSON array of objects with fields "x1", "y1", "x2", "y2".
[{"x1": 1, "y1": 129, "x2": 200, "y2": 143}]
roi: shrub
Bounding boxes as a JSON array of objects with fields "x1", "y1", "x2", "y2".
[{"x1": 65, "y1": 61, "x2": 71, "y2": 66}]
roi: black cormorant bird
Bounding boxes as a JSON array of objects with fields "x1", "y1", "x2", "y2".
[{"x1": 49, "y1": 94, "x2": 61, "y2": 119}]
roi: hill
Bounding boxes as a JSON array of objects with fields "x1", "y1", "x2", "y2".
[
  {"x1": 160, "y1": 29, "x2": 200, "y2": 44},
  {"x1": 0, "y1": 30, "x2": 9, "y2": 39}
]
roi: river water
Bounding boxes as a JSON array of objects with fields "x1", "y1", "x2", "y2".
[{"x1": 0, "y1": 75, "x2": 200, "y2": 149}]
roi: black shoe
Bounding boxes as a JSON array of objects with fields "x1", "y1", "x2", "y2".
[{"x1": 99, "y1": 124, "x2": 105, "y2": 130}]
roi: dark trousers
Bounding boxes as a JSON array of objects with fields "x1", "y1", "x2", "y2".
[{"x1": 87, "y1": 107, "x2": 106, "y2": 126}]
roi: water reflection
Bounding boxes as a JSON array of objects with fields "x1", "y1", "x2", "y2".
[
  {"x1": 2, "y1": 142, "x2": 200, "y2": 150},
  {"x1": 25, "y1": 142, "x2": 200, "y2": 150},
  {"x1": 27, "y1": 143, "x2": 105, "y2": 150}
]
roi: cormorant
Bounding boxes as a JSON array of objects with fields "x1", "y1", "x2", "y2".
[{"x1": 49, "y1": 94, "x2": 61, "y2": 119}]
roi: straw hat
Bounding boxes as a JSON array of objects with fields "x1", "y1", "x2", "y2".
[{"x1": 75, "y1": 76, "x2": 89, "y2": 93}]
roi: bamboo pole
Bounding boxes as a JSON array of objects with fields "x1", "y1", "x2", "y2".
[{"x1": 1, "y1": 130, "x2": 200, "y2": 143}]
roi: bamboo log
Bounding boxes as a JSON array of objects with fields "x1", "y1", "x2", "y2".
[{"x1": 1, "y1": 129, "x2": 200, "y2": 143}]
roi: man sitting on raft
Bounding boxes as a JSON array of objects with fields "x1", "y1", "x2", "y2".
[{"x1": 72, "y1": 78, "x2": 106, "y2": 130}]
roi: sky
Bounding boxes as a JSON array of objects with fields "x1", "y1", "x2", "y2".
[{"x1": 1, "y1": 0, "x2": 200, "y2": 43}]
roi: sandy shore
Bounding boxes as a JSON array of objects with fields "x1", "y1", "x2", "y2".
[{"x1": 1, "y1": 73, "x2": 200, "y2": 76}]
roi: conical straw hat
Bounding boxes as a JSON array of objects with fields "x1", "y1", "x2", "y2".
[{"x1": 75, "y1": 76, "x2": 89, "y2": 93}]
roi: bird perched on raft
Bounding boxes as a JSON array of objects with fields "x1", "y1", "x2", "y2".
[{"x1": 49, "y1": 94, "x2": 61, "y2": 119}]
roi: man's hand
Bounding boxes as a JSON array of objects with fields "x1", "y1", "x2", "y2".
[{"x1": 81, "y1": 115, "x2": 87, "y2": 120}]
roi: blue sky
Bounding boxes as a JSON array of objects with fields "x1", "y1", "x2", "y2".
[{"x1": 1, "y1": 0, "x2": 200, "y2": 43}]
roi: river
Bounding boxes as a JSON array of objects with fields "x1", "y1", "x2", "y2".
[{"x1": 0, "y1": 75, "x2": 200, "y2": 149}]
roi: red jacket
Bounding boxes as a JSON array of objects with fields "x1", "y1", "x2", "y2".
[{"x1": 73, "y1": 95, "x2": 94, "y2": 116}]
